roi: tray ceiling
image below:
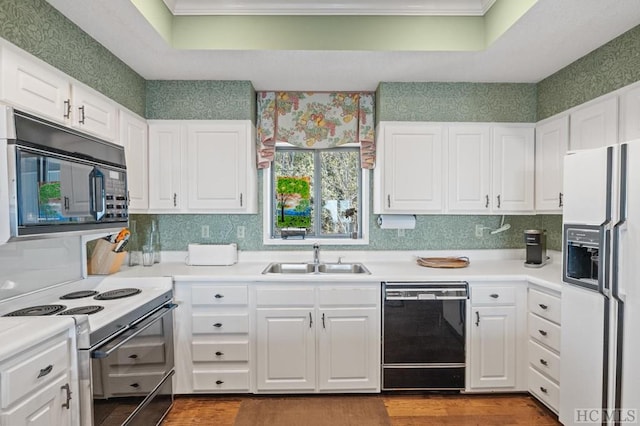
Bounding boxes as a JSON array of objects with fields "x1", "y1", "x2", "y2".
[{"x1": 161, "y1": 0, "x2": 496, "y2": 16}]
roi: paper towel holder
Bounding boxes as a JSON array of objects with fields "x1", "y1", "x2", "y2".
[{"x1": 377, "y1": 214, "x2": 417, "y2": 229}]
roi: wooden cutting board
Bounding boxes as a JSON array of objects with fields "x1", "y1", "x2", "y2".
[{"x1": 416, "y1": 256, "x2": 470, "y2": 268}]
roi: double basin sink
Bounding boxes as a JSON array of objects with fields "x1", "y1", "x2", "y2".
[{"x1": 262, "y1": 262, "x2": 371, "y2": 275}]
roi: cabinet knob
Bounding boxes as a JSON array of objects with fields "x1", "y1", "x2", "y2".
[
  {"x1": 214, "y1": 294, "x2": 224, "y2": 299},
  {"x1": 490, "y1": 293, "x2": 499, "y2": 299},
  {"x1": 539, "y1": 386, "x2": 548, "y2": 394},
  {"x1": 538, "y1": 329, "x2": 548, "y2": 336},
  {"x1": 128, "y1": 354, "x2": 139, "y2": 359},
  {"x1": 216, "y1": 380, "x2": 224, "y2": 385},
  {"x1": 539, "y1": 359, "x2": 548, "y2": 366},
  {"x1": 130, "y1": 383, "x2": 140, "y2": 388},
  {"x1": 215, "y1": 351, "x2": 224, "y2": 356},
  {"x1": 539, "y1": 303, "x2": 548, "y2": 310},
  {"x1": 213, "y1": 323, "x2": 223, "y2": 328}
]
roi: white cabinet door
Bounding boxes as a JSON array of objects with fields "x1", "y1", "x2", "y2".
[
  {"x1": 70, "y1": 85, "x2": 118, "y2": 141},
  {"x1": 148, "y1": 123, "x2": 184, "y2": 211},
  {"x1": 318, "y1": 308, "x2": 378, "y2": 391},
  {"x1": 569, "y1": 97, "x2": 618, "y2": 150},
  {"x1": 535, "y1": 116, "x2": 569, "y2": 212},
  {"x1": 492, "y1": 126, "x2": 535, "y2": 212},
  {"x1": 0, "y1": 374, "x2": 72, "y2": 426},
  {"x1": 469, "y1": 306, "x2": 517, "y2": 389},
  {"x1": 447, "y1": 125, "x2": 491, "y2": 213},
  {"x1": 375, "y1": 123, "x2": 444, "y2": 213},
  {"x1": 186, "y1": 122, "x2": 251, "y2": 212},
  {"x1": 0, "y1": 47, "x2": 70, "y2": 124},
  {"x1": 620, "y1": 84, "x2": 640, "y2": 142},
  {"x1": 256, "y1": 309, "x2": 316, "y2": 391},
  {"x1": 120, "y1": 111, "x2": 148, "y2": 211}
]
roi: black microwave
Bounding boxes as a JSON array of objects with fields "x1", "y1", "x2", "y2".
[{"x1": 3, "y1": 108, "x2": 128, "y2": 239}]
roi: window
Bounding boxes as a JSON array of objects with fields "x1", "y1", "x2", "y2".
[{"x1": 264, "y1": 145, "x2": 369, "y2": 245}]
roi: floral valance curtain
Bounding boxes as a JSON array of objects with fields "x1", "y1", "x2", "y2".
[{"x1": 256, "y1": 91, "x2": 375, "y2": 169}]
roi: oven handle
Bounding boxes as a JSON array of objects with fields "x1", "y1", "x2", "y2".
[{"x1": 91, "y1": 303, "x2": 177, "y2": 359}]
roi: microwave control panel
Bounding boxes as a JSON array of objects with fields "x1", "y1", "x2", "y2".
[{"x1": 104, "y1": 170, "x2": 128, "y2": 221}]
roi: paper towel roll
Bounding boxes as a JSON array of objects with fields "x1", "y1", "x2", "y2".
[{"x1": 377, "y1": 214, "x2": 416, "y2": 229}]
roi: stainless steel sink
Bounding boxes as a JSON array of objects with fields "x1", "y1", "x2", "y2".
[
  {"x1": 316, "y1": 263, "x2": 371, "y2": 274},
  {"x1": 261, "y1": 262, "x2": 370, "y2": 275}
]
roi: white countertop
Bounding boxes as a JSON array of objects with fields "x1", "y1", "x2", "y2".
[
  {"x1": 0, "y1": 316, "x2": 76, "y2": 361},
  {"x1": 112, "y1": 249, "x2": 563, "y2": 293}
]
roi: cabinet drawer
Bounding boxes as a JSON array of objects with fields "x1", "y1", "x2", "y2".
[
  {"x1": 192, "y1": 341, "x2": 249, "y2": 362},
  {"x1": 471, "y1": 286, "x2": 516, "y2": 305},
  {"x1": 106, "y1": 341, "x2": 166, "y2": 367},
  {"x1": 529, "y1": 289, "x2": 561, "y2": 324},
  {"x1": 1, "y1": 338, "x2": 69, "y2": 408},
  {"x1": 192, "y1": 313, "x2": 249, "y2": 334},
  {"x1": 528, "y1": 340, "x2": 560, "y2": 382},
  {"x1": 528, "y1": 313, "x2": 561, "y2": 352},
  {"x1": 193, "y1": 369, "x2": 250, "y2": 391},
  {"x1": 255, "y1": 287, "x2": 315, "y2": 307},
  {"x1": 528, "y1": 367, "x2": 559, "y2": 412},
  {"x1": 107, "y1": 372, "x2": 166, "y2": 395},
  {"x1": 318, "y1": 286, "x2": 379, "y2": 306},
  {"x1": 192, "y1": 285, "x2": 248, "y2": 306}
]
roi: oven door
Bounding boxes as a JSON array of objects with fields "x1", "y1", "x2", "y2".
[{"x1": 90, "y1": 303, "x2": 176, "y2": 426}]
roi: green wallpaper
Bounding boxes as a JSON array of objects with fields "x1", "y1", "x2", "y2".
[
  {"x1": 146, "y1": 80, "x2": 256, "y2": 120},
  {"x1": 538, "y1": 24, "x2": 640, "y2": 120},
  {"x1": 0, "y1": 0, "x2": 146, "y2": 116},
  {"x1": 377, "y1": 82, "x2": 537, "y2": 122},
  {"x1": 133, "y1": 171, "x2": 562, "y2": 253}
]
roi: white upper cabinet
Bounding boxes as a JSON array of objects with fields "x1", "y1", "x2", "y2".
[
  {"x1": 0, "y1": 46, "x2": 70, "y2": 124},
  {"x1": 535, "y1": 116, "x2": 568, "y2": 213},
  {"x1": 447, "y1": 125, "x2": 491, "y2": 213},
  {"x1": 148, "y1": 122, "x2": 184, "y2": 212},
  {"x1": 186, "y1": 122, "x2": 255, "y2": 212},
  {"x1": 148, "y1": 120, "x2": 257, "y2": 214},
  {"x1": 569, "y1": 96, "x2": 618, "y2": 150},
  {"x1": 447, "y1": 124, "x2": 534, "y2": 214},
  {"x1": 120, "y1": 110, "x2": 148, "y2": 211},
  {"x1": 620, "y1": 83, "x2": 640, "y2": 142},
  {"x1": 0, "y1": 43, "x2": 119, "y2": 142},
  {"x1": 492, "y1": 126, "x2": 535, "y2": 213},
  {"x1": 70, "y1": 84, "x2": 118, "y2": 141},
  {"x1": 374, "y1": 122, "x2": 444, "y2": 214}
]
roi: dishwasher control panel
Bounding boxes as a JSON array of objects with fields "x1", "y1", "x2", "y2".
[{"x1": 384, "y1": 282, "x2": 468, "y2": 300}]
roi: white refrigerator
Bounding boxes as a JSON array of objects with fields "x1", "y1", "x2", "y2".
[{"x1": 560, "y1": 141, "x2": 640, "y2": 425}]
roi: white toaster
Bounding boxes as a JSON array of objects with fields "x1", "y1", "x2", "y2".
[{"x1": 186, "y1": 243, "x2": 238, "y2": 266}]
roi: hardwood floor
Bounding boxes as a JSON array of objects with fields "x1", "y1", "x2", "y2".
[{"x1": 162, "y1": 394, "x2": 561, "y2": 425}]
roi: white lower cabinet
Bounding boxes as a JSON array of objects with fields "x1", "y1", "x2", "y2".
[
  {"x1": 174, "y1": 282, "x2": 251, "y2": 393},
  {"x1": 0, "y1": 320, "x2": 78, "y2": 426},
  {"x1": 255, "y1": 283, "x2": 380, "y2": 393},
  {"x1": 527, "y1": 286, "x2": 561, "y2": 413},
  {"x1": 467, "y1": 282, "x2": 527, "y2": 391}
]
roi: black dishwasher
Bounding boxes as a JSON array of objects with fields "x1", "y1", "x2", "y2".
[{"x1": 382, "y1": 281, "x2": 468, "y2": 390}]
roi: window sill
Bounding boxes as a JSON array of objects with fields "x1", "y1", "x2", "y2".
[{"x1": 263, "y1": 236, "x2": 370, "y2": 246}]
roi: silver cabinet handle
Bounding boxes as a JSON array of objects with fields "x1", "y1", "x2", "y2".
[
  {"x1": 63, "y1": 99, "x2": 71, "y2": 119},
  {"x1": 387, "y1": 194, "x2": 391, "y2": 208},
  {"x1": 61, "y1": 383, "x2": 72, "y2": 409},
  {"x1": 485, "y1": 195, "x2": 489, "y2": 208},
  {"x1": 37, "y1": 365, "x2": 53, "y2": 378},
  {"x1": 309, "y1": 312, "x2": 313, "y2": 328},
  {"x1": 173, "y1": 193, "x2": 177, "y2": 207},
  {"x1": 78, "y1": 105, "x2": 85, "y2": 124},
  {"x1": 559, "y1": 192, "x2": 563, "y2": 208},
  {"x1": 475, "y1": 311, "x2": 480, "y2": 326},
  {"x1": 322, "y1": 313, "x2": 326, "y2": 329},
  {"x1": 496, "y1": 194, "x2": 501, "y2": 208},
  {"x1": 490, "y1": 293, "x2": 499, "y2": 299},
  {"x1": 240, "y1": 193, "x2": 243, "y2": 207}
]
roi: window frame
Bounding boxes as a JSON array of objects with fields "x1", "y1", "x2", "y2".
[{"x1": 262, "y1": 143, "x2": 370, "y2": 246}]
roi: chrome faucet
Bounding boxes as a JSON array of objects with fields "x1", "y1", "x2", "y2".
[{"x1": 312, "y1": 243, "x2": 320, "y2": 265}]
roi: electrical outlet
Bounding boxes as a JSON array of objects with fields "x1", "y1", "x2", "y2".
[
  {"x1": 237, "y1": 226, "x2": 245, "y2": 239},
  {"x1": 397, "y1": 228, "x2": 405, "y2": 237},
  {"x1": 475, "y1": 224, "x2": 484, "y2": 238},
  {"x1": 201, "y1": 225, "x2": 210, "y2": 239}
]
